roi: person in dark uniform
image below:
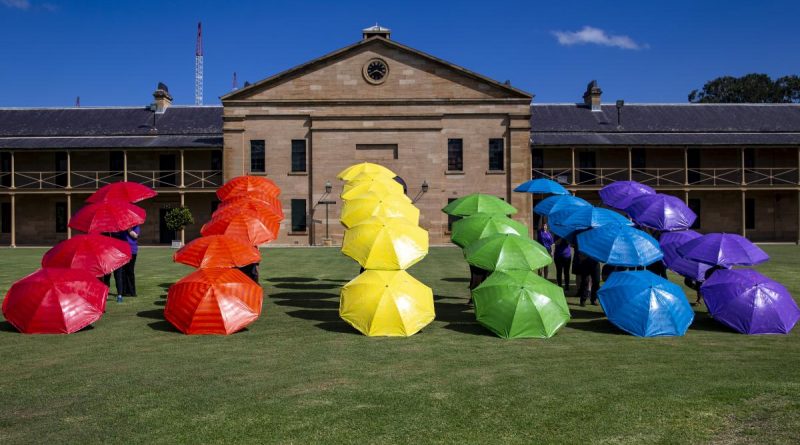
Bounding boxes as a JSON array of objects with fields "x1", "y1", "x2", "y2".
[
  {"x1": 553, "y1": 237, "x2": 571, "y2": 290},
  {"x1": 575, "y1": 252, "x2": 600, "y2": 306}
]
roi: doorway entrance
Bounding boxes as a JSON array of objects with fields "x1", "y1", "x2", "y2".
[{"x1": 159, "y1": 208, "x2": 176, "y2": 244}]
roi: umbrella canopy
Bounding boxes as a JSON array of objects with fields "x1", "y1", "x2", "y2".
[
  {"x1": 549, "y1": 206, "x2": 632, "y2": 230},
  {"x1": 341, "y1": 177, "x2": 406, "y2": 201},
  {"x1": 217, "y1": 195, "x2": 284, "y2": 220},
  {"x1": 68, "y1": 200, "x2": 146, "y2": 233},
  {"x1": 464, "y1": 234, "x2": 552, "y2": 272},
  {"x1": 336, "y1": 162, "x2": 396, "y2": 182},
  {"x1": 216, "y1": 176, "x2": 281, "y2": 201},
  {"x1": 441, "y1": 193, "x2": 517, "y2": 217},
  {"x1": 677, "y1": 233, "x2": 769, "y2": 268},
  {"x1": 87, "y1": 181, "x2": 157, "y2": 204},
  {"x1": 200, "y1": 209, "x2": 280, "y2": 246},
  {"x1": 472, "y1": 270, "x2": 570, "y2": 339},
  {"x1": 174, "y1": 235, "x2": 261, "y2": 269},
  {"x1": 513, "y1": 178, "x2": 569, "y2": 195},
  {"x1": 212, "y1": 198, "x2": 283, "y2": 225},
  {"x1": 339, "y1": 269, "x2": 434, "y2": 337},
  {"x1": 599, "y1": 181, "x2": 655, "y2": 210},
  {"x1": 450, "y1": 213, "x2": 528, "y2": 248},
  {"x1": 340, "y1": 192, "x2": 419, "y2": 228},
  {"x1": 701, "y1": 269, "x2": 800, "y2": 335},
  {"x1": 625, "y1": 193, "x2": 697, "y2": 232},
  {"x1": 533, "y1": 195, "x2": 591, "y2": 217},
  {"x1": 341, "y1": 217, "x2": 428, "y2": 270},
  {"x1": 164, "y1": 268, "x2": 263, "y2": 335},
  {"x1": 577, "y1": 224, "x2": 663, "y2": 267},
  {"x1": 41, "y1": 234, "x2": 131, "y2": 277},
  {"x1": 2, "y1": 268, "x2": 108, "y2": 334},
  {"x1": 598, "y1": 270, "x2": 694, "y2": 337},
  {"x1": 659, "y1": 230, "x2": 713, "y2": 281}
]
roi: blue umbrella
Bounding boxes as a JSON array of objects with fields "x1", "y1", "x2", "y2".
[
  {"x1": 533, "y1": 195, "x2": 591, "y2": 217},
  {"x1": 550, "y1": 206, "x2": 632, "y2": 230},
  {"x1": 659, "y1": 230, "x2": 713, "y2": 281},
  {"x1": 576, "y1": 224, "x2": 663, "y2": 267},
  {"x1": 598, "y1": 270, "x2": 694, "y2": 337},
  {"x1": 514, "y1": 179, "x2": 569, "y2": 195}
]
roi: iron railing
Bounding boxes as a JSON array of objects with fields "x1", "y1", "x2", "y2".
[
  {"x1": 0, "y1": 170, "x2": 223, "y2": 189},
  {"x1": 532, "y1": 167, "x2": 800, "y2": 188}
]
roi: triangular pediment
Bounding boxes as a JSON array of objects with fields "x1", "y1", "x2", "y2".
[{"x1": 222, "y1": 37, "x2": 532, "y2": 102}]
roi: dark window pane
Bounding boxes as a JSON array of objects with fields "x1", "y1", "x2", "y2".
[
  {"x1": 211, "y1": 150, "x2": 223, "y2": 171},
  {"x1": 688, "y1": 198, "x2": 701, "y2": 229},
  {"x1": 109, "y1": 151, "x2": 124, "y2": 172},
  {"x1": 250, "y1": 140, "x2": 265, "y2": 173},
  {"x1": 0, "y1": 152, "x2": 10, "y2": 187},
  {"x1": 447, "y1": 139, "x2": 463, "y2": 171},
  {"x1": 632, "y1": 148, "x2": 646, "y2": 169},
  {"x1": 55, "y1": 152, "x2": 67, "y2": 187},
  {"x1": 211, "y1": 200, "x2": 220, "y2": 214},
  {"x1": 447, "y1": 198, "x2": 461, "y2": 232},
  {"x1": 291, "y1": 199, "x2": 307, "y2": 233},
  {"x1": 291, "y1": 140, "x2": 307, "y2": 172},
  {"x1": 488, "y1": 138, "x2": 504, "y2": 171},
  {"x1": 745, "y1": 198, "x2": 755, "y2": 230},
  {"x1": 55, "y1": 202, "x2": 68, "y2": 233},
  {"x1": 1, "y1": 202, "x2": 10, "y2": 233},
  {"x1": 744, "y1": 148, "x2": 755, "y2": 168},
  {"x1": 687, "y1": 148, "x2": 701, "y2": 183}
]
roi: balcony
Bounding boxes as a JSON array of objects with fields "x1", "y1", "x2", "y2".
[
  {"x1": 534, "y1": 167, "x2": 800, "y2": 188},
  {"x1": 0, "y1": 170, "x2": 223, "y2": 190}
]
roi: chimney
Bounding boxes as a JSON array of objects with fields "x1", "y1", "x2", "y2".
[
  {"x1": 583, "y1": 80, "x2": 602, "y2": 112},
  {"x1": 362, "y1": 24, "x2": 391, "y2": 40},
  {"x1": 153, "y1": 82, "x2": 173, "y2": 113}
]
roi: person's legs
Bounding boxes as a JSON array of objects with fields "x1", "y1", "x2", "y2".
[
  {"x1": 113, "y1": 267, "x2": 124, "y2": 297},
  {"x1": 555, "y1": 258, "x2": 564, "y2": 287},
  {"x1": 590, "y1": 266, "x2": 601, "y2": 305},
  {"x1": 563, "y1": 258, "x2": 571, "y2": 291},
  {"x1": 126, "y1": 254, "x2": 137, "y2": 296},
  {"x1": 577, "y1": 274, "x2": 588, "y2": 306}
]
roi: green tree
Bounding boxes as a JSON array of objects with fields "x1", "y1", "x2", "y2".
[
  {"x1": 688, "y1": 74, "x2": 800, "y2": 103},
  {"x1": 165, "y1": 207, "x2": 194, "y2": 233}
]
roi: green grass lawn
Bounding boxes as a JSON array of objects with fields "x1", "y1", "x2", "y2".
[{"x1": 0, "y1": 246, "x2": 799, "y2": 444}]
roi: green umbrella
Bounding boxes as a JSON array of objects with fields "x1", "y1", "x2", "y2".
[
  {"x1": 472, "y1": 270, "x2": 570, "y2": 339},
  {"x1": 451, "y1": 213, "x2": 529, "y2": 248},
  {"x1": 464, "y1": 233, "x2": 552, "y2": 271},
  {"x1": 441, "y1": 193, "x2": 517, "y2": 217}
]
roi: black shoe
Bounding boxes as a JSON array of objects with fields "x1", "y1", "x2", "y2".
[
  {"x1": 579, "y1": 299, "x2": 586, "y2": 307},
  {"x1": 590, "y1": 300, "x2": 598, "y2": 306}
]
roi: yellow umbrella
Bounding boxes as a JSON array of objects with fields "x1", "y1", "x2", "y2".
[
  {"x1": 341, "y1": 177, "x2": 407, "y2": 201},
  {"x1": 337, "y1": 162, "x2": 396, "y2": 181},
  {"x1": 342, "y1": 217, "x2": 429, "y2": 270},
  {"x1": 340, "y1": 192, "x2": 420, "y2": 228},
  {"x1": 340, "y1": 269, "x2": 435, "y2": 337}
]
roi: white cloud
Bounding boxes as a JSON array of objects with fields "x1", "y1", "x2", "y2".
[
  {"x1": 2, "y1": 0, "x2": 31, "y2": 9},
  {"x1": 553, "y1": 26, "x2": 647, "y2": 50}
]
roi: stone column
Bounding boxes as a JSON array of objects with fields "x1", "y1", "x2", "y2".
[
  {"x1": 123, "y1": 150, "x2": 128, "y2": 181},
  {"x1": 10, "y1": 194, "x2": 15, "y2": 248}
]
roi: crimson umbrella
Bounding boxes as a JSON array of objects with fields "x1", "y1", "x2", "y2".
[
  {"x1": 87, "y1": 181, "x2": 157, "y2": 204},
  {"x1": 42, "y1": 234, "x2": 131, "y2": 277},
  {"x1": 217, "y1": 176, "x2": 281, "y2": 201},
  {"x1": 2, "y1": 268, "x2": 108, "y2": 334},
  {"x1": 174, "y1": 235, "x2": 261, "y2": 269},
  {"x1": 68, "y1": 200, "x2": 145, "y2": 233},
  {"x1": 164, "y1": 268, "x2": 263, "y2": 335},
  {"x1": 201, "y1": 209, "x2": 280, "y2": 245}
]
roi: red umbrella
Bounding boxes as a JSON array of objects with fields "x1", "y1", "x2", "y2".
[
  {"x1": 217, "y1": 195, "x2": 284, "y2": 220},
  {"x1": 42, "y1": 234, "x2": 131, "y2": 277},
  {"x1": 164, "y1": 268, "x2": 263, "y2": 335},
  {"x1": 173, "y1": 235, "x2": 261, "y2": 269},
  {"x1": 68, "y1": 200, "x2": 145, "y2": 233},
  {"x1": 217, "y1": 176, "x2": 281, "y2": 201},
  {"x1": 201, "y1": 209, "x2": 280, "y2": 245},
  {"x1": 213, "y1": 198, "x2": 283, "y2": 225},
  {"x1": 87, "y1": 181, "x2": 157, "y2": 204},
  {"x1": 2, "y1": 268, "x2": 108, "y2": 334}
]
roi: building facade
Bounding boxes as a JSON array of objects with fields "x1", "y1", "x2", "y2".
[{"x1": 1, "y1": 29, "x2": 799, "y2": 246}]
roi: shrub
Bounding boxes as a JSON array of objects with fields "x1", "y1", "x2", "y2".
[{"x1": 165, "y1": 207, "x2": 194, "y2": 232}]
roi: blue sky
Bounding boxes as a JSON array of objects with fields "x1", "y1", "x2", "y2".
[{"x1": 1, "y1": 0, "x2": 798, "y2": 107}]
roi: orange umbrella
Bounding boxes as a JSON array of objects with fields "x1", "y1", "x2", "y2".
[
  {"x1": 3, "y1": 268, "x2": 108, "y2": 334},
  {"x1": 201, "y1": 209, "x2": 280, "y2": 245},
  {"x1": 68, "y1": 200, "x2": 145, "y2": 233},
  {"x1": 164, "y1": 268, "x2": 263, "y2": 335},
  {"x1": 213, "y1": 197, "x2": 283, "y2": 224},
  {"x1": 218, "y1": 195, "x2": 284, "y2": 220},
  {"x1": 217, "y1": 176, "x2": 281, "y2": 201},
  {"x1": 174, "y1": 235, "x2": 261, "y2": 269}
]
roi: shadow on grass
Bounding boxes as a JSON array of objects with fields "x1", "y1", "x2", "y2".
[
  {"x1": 323, "y1": 279, "x2": 350, "y2": 283},
  {"x1": 567, "y1": 318, "x2": 626, "y2": 335},
  {"x1": 569, "y1": 308, "x2": 606, "y2": 320},
  {"x1": 148, "y1": 320, "x2": 181, "y2": 333},
  {"x1": 273, "y1": 299, "x2": 338, "y2": 309},
  {"x1": 274, "y1": 282, "x2": 340, "y2": 290},
  {"x1": 157, "y1": 283, "x2": 173, "y2": 290},
  {"x1": 267, "y1": 277, "x2": 318, "y2": 283},
  {"x1": 689, "y1": 312, "x2": 737, "y2": 333},
  {"x1": 445, "y1": 322, "x2": 494, "y2": 337},
  {"x1": 137, "y1": 309, "x2": 165, "y2": 320},
  {"x1": 441, "y1": 277, "x2": 469, "y2": 283},
  {"x1": 435, "y1": 300, "x2": 495, "y2": 337},
  {"x1": 0, "y1": 321, "x2": 18, "y2": 332},
  {"x1": 153, "y1": 300, "x2": 166, "y2": 306},
  {"x1": 285, "y1": 309, "x2": 358, "y2": 335}
]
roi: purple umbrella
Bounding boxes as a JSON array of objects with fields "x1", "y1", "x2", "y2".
[
  {"x1": 677, "y1": 233, "x2": 769, "y2": 268},
  {"x1": 659, "y1": 230, "x2": 713, "y2": 281},
  {"x1": 625, "y1": 194, "x2": 697, "y2": 232},
  {"x1": 701, "y1": 269, "x2": 800, "y2": 334},
  {"x1": 599, "y1": 181, "x2": 656, "y2": 210}
]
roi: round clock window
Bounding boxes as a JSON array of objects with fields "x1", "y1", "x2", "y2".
[{"x1": 363, "y1": 59, "x2": 389, "y2": 84}]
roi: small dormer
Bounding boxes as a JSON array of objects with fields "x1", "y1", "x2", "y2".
[{"x1": 362, "y1": 24, "x2": 391, "y2": 40}]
